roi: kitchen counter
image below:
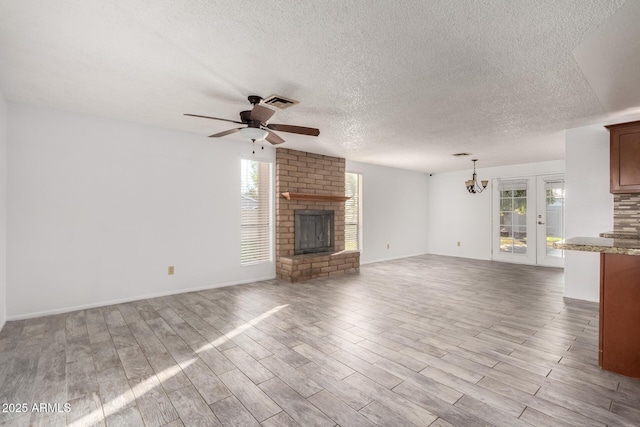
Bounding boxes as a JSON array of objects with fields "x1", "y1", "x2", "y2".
[
  {"x1": 556, "y1": 234, "x2": 640, "y2": 378},
  {"x1": 599, "y1": 231, "x2": 640, "y2": 239},
  {"x1": 554, "y1": 236, "x2": 640, "y2": 256}
]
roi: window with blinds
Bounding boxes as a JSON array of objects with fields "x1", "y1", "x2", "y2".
[
  {"x1": 240, "y1": 159, "x2": 273, "y2": 265},
  {"x1": 345, "y1": 172, "x2": 362, "y2": 251}
]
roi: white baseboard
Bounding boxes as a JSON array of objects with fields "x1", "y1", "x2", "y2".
[
  {"x1": 0, "y1": 318, "x2": 5, "y2": 333},
  {"x1": 563, "y1": 293, "x2": 599, "y2": 304},
  {"x1": 424, "y1": 251, "x2": 491, "y2": 262},
  {"x1": 360, "y1": 252, "x2": 430, "y2": 265},
  {"x1": 7, "y1": 275, "x2": 276, "y2": 321}
]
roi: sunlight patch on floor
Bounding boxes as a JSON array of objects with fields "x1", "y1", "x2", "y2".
[{"x1": 67, "y1": 304, "x2": 289, "y2": 425}]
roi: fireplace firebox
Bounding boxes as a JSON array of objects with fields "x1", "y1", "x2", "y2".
[{"x1": 294, "y1": 210, "x2": 334, "y2": 255}]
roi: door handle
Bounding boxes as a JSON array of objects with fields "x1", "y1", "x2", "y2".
[{"x1": 538, "y1": 221, "x2": 545, "y2": 225}]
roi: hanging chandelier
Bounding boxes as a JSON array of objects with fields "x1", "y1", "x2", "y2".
[{"x1": 465, "y1": 159, "x2": 488, "y2": 193}]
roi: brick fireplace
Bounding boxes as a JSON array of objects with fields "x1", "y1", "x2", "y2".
[{"x1": 275, "y1": 148, "x2": 360, "y2": 282}]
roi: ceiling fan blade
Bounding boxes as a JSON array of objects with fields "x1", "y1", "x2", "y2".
[
  {"x1": 265, "y1": 130, "x2": 285, "y2": 145},
  {"x1": 250, "y1": 104, "x2": 276, "y2": 123},
  {"x1": 209, "y1": 128, "x2": 241, "y2": 138},
  {"x1": 184, "y1": 113, "x2": 243, "y2": 125},
  {"x1": 266, "y1": 124, "x2": 320, "y2": 136}
]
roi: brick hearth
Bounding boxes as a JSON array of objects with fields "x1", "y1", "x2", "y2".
[{"x1": 275, "y1": 148, "x2": 359, "y2": 282}]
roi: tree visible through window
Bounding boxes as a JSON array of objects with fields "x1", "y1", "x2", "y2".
[
  {"x1": 240, "y1": 159, "x2": 273, "y2": 265},
  {"x1": 499, "y1": 179, "x2": 528, "y2": 254},
  {"x1": 345, "y1": 172, "x2": 362, "y2": 251}
]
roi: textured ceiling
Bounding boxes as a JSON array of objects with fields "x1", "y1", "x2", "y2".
[{"x1": 0, "y1": 0, "x2": 638, "y2": 172}]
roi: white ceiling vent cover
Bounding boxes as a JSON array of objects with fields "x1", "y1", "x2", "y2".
[{"x1": 263, "y1": 95, "x2": 299, "y2": 109}]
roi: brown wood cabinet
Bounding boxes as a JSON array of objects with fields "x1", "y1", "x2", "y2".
[
  {"x1": 599, "y1": 253, "x2": 640, "y2": 378},
  {"x1": 606, "y1": 120, "x2": 640, "y2": 194}
]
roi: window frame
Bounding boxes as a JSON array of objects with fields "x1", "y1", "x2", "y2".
[
  {"x1": 345, "y1": 171, "x2": 363, "y2": 252},
  {"x1": 240, "y1": 158, "x2": 274, "y2": 266}
]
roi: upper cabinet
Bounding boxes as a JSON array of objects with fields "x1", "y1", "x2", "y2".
[{"x1": 606, "y1": 121, "x2": 640, "y2": 194}]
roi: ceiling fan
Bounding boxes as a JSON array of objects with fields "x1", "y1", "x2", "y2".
[{"x1": 185, "y1": 95, "x2": 320, "y2": 145}]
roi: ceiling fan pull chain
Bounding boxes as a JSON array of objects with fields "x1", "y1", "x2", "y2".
[{"x1": 252, "y1": 138, "x2": 255, "y2": 154}]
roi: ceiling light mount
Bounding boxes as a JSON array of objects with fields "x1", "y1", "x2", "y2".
[
  {"x1": 247, "y1": 95, "x2": 263, "y2": 105},
  {"x1": 465, "y1": 159, "x2": 488, "y2": 194}
]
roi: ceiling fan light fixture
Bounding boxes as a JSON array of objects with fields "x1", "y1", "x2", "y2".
[
  {"x1": 240, "y1": 127, "x2": 269, "y2": 141},
  {"x1": 185, "y1": 95, "x2": 319, "y2": 145}
]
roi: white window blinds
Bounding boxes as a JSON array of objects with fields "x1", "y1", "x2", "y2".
[
  {"x1": 498, "y1": 179, "x2": 528, "y2": 192},
  {"x1": 345, "y1": 172, "x2": 362, "y2": 251},
  {"x1": 240, "y1": 159, "x2": 273, "y2": 265}
]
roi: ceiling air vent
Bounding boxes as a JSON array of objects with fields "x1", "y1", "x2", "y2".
[
  {"x1": 453, "y1": 152, "x2": 471, "y2": 157},
  {"x1": 263, "y1": 94, "x2": 299, "y2": 109}
]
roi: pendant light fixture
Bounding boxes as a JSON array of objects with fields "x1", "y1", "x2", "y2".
[{"x1": 465, "y1": 159, "x2": 488, "y2": 193}]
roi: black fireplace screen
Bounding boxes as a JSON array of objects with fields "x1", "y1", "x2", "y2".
[{"x1": 294, "y1": 210, "x2": 335, "y2": 255}]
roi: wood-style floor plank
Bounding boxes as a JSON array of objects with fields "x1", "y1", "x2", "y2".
[
  {"x1": 297, "y1": 362, "x2": 372, "y2": 410},
  {"x1": 218, "y1": 369, "x2": 281, "y2": 422},
  {"x1": 393, "y1": 380, "x2": 493, "y2": 427},
  {"x1": 167, "y1": 385, "x2": 222, "y2": 427},
  {"x1": 259, "y1": 377, "x2": 334, "y2": 427},
  {"x1": 259, "y1": 355, "x2": 323, "y2": 398},
  {"x1": 344, "y1": 372, "x2": 437, "y2": 426},
  {"x1": 358, "y1": 399, "x2": 420, "y2": 427},
  {"x1": 209, "y1": 396, "x2": 260, "y2": 427},
  {"x1": 0, "y1": 254, "x2": 639, "y2": 426},
  {"x1": 307, "y1": 389, "x2": 377, "y2": 427},
  {"x1": 261, "y1": 411, "x2": 301, "y2": 427}
]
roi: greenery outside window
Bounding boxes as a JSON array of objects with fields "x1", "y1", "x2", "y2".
[{"x1": 499, "y1": 179, "x2": 527, "y2": 254}]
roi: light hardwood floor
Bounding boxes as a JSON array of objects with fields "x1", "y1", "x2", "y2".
[{"x1": 1, "y1": 254, "x2": 640, "y2": 426}]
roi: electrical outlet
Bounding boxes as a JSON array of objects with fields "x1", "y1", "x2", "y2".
[
  {"x1": 457, "y1": 241, "x2": 461, "y2": 247},
  {"x1": 168, "y1": 266, "x2": 175, "y2": 275}
]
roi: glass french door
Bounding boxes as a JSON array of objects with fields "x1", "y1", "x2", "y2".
[
  {"x1": 536, "y1": 175, "x2": 565, "y2": 267},
  {"x1": 492, "y1": 174, "x2": 565, "y2": 267},
  {"x1": 493, "y1": 178, "x2": 536, "y2": 264}
]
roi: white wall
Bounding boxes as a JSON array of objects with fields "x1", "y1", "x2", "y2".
[
  {"x1": 7, "y1": 104, "x2": 276, "y2": 319},
  {"x1": 564, "y1": 125, "x2": 612, "y2": 302},
  {"x1": 0, "y1": 89, "x2": 7, "y2": 331},
  {"x1": 7, "y1": 104, "x2": 607, "y2": 319},
  {"x1": 346, "y1": 160, "x2": 429, "y2": 264},
  {"x1": 427, "y1": 160, "x2": 564, "y2": 260}
]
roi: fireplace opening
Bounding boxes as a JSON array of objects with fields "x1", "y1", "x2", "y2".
[{"x1": 294, "y1": 210, "x2": 335, "y2": 255}]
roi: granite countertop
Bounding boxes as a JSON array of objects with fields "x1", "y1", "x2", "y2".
[
  {"x1": 599, "y1": 231, "x2": 640, "y2": 239},
  {"x1": 554, "y1": 236, "x2": 640, "y2": 256}
]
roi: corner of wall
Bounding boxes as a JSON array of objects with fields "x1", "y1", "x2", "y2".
[
  {"x1": 0, "y1": 88, "x2": 7, "y2": 331},
  {"x1": 564, "y1": 124, "x2": 612, "y2": 302},
  {"x1": 345, "y1": 160, "x2": 429, "y2": 263}
]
